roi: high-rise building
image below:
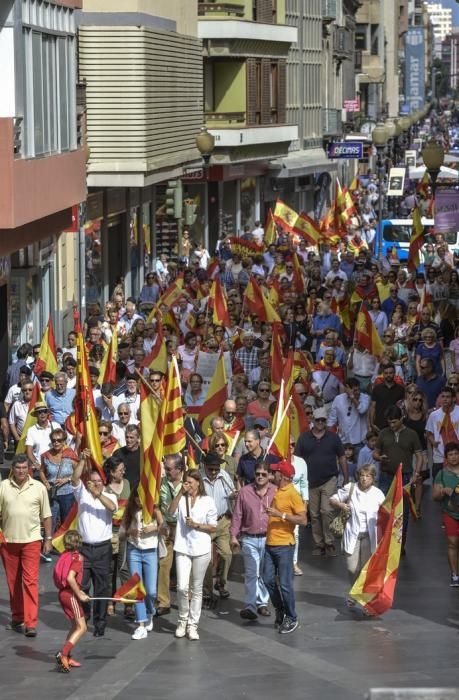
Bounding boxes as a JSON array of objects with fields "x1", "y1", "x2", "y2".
[{"x1": 427, "y1": 2, "x2": 453, "y2": 57}]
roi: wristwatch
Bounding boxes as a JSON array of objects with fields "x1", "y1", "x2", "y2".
[
  {"x1": 281, "y1": 513, "x2": 287, "y2": 521},
  {"x1": 45, "y1": 536, "x2": 52, "y2": 540}
]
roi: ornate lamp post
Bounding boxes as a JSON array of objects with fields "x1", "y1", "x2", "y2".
[
  {"x1": 421, "y1": 140, "x2": 445, "y2": 198},
  {"x1": 372, "y1": 122, "x2": 389, "y2": 260},
  {"x1": 196, "y1": 127, "x2": 215, "y2": 171}
]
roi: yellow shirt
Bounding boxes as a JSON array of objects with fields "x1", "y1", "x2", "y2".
[
  {"x1": 266, "y1": 483, "x2": 305, "y2": 546},
  {"x1": 0, "y1": 477, "x2": 51, "y2": 543}
]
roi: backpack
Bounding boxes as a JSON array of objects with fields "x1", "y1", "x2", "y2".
[{"x1": 53, "y1": 551, "x2": 75, "y2": 591}]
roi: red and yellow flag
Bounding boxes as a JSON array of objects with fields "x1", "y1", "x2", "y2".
[
  {"x1": 273, "y1": 199, "x2": 299, "y2": 233},
  {"x1": 264, "y1": 208, "x2": 277, "y2": 247},
  {"x1": 186, "y1": 443, "x2": 200, "y2": 471},
  {"x1": 15, "y1": 381, "x2": 44, "y2": 454},
  {"x1": 348, "y1": 175, "x2": 359, "y2": 194},
  {"x1": 290, "y1": 386, "x2": 310, "y2": 441},
  {"x1": 209, "y1": 278, "x2": 230, "y2": 328},
  {"x1": 162, "y1": 357, "x2": 186, "y2": 456},
  {"x1": 440, "y1": 410, "x2": 459, "y2": 446},
  {"x1": 244, "y1": 278, "x2": 281, "y2": 323},
  {"x1": 291, "y1": 252, "x2": 306, "y2": 294},
  {"x1": 138, "y1": 382, "x2": 163, "y2": 523},
  {"x1": 293, "y1": 212, "x2": 321, "y2": 247},
  {"x1": 269, "y1": 353, "x2": 294, "y2": 460},
  {"x1": 226, "y1": 236, "x2": 264, "y2": 257},
  {"x1": 75, "y1": 318, "x2": 105, "y2": 481},
  {"x1": 349, "y1": 466, "x2": 403, "y2": 616},
  {"x1": 34, "y1": 317, "x2": 59, "y2": 377},
  {"x1": 144, "y1": 317, "x2": 168, "y2": 375},
  {"x1": 270, "y1": 323, "x2": 285, "y2": 397},
  {"x1": 51, "y1": 501, "x2": 79, "y2": 553},
  {"x1": 156, "y1": 273, "x2": 184, "y2": 310},
  {"x1": 98, "y1": 331, "x2": 118, "y2": 386},
  {"x1": 354, "y1": 304, "x2": 384, "y2": 358},
  {"x1": 198, "y1": 351, "x2": 228, "y2": 435},
  {"x1": 114, "y1": 573, "x2": 146, "y2": 602},
  {"x1": 407, "y1": 206, "x2": 424, "y2": 273},
  {"x1": 403, "y1": 484, "x2": 419, "y2": 521},
  {"x1": 0, "y1": 528, "x2": 6, "y2": 546}
]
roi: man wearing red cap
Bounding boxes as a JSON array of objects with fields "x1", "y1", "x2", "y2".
[{"x1": 263, "y1": 461, "x2": 307, "y2": 634}]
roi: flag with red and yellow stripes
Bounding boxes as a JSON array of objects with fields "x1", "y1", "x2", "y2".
[
  {"x1": 114, "y1": 573, "x2": 146, "y2": 602},
  {"x1": 198, "y1": 351, "x2": 228, "y2": 435},
  {"x1": 264, "y1": 208, "x2": 277, "y2": 247},
  {"x1": 144, "y1": 316, "x2": 168, "y2": 375},
  {"x1": 0, "y1": 528, "x2": 6, "y2": 546},
  {"x1": 244, "y1": 278, "x2": 281, "y2": 323},
  {"x1": 138, "y1": 382, "x2": 163, "y2": 523},
  {"x1": 98, "y1": 330, "x2": 118, "y2": 385},
  {"x1": 292, "y1": 212, "x2": 321, "y2": 247},
  {"x1": 273, "y1": 199, "x2": 299, "y2": 233},
  {"x1": 270, "y1": 323, "x2": 285, "y2": 397},
  {"x1": 52, "y1": 502, "x2": 79, "y2": 553},
  {"x1": 34, "y1": 317, "x2": 59, "y2": 377},
  {"x1": 354, "y1": 304, "x2": 384, "y2": 358},
  {"x1": 291, "y1": 252, "x2": 306, "y2": 294},
  {"x1": 349, "y1": 466, "x2": 403, "y2": 616},
  {"x1": 209, "y1": 278, "x2": 230, "y2": 328},
  {"x1": 162, "y1": 357, "x2": 186, "y2": 456},
  {"x1": 407, "y1": 205, "x2": 424, "y2": 273}
]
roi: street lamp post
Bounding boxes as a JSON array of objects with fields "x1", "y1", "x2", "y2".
[
  {"x1": 421, "y1": 140, "x2": 445, "y2": 198},
  {"x1": 195, "y1": 126, "x2": 215, "y2": 250},
  {"x1": 372, "y1": 122, "x2": 389, "y2": 260}
]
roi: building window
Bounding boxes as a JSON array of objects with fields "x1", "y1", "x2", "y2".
[
  {"x1": 270, "y1": 63, "x2": 278, "y2": 123},
  {"x1": 355, "y1": 24, "x2": 367, "y2": 51},
  {"x1": 370, "y1": 24, "x2": 379, "y2": 56},
  {"x1": 23, "y1": 28, "x2": 76, "y2": 157}
]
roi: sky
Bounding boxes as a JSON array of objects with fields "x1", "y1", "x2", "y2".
[{"x1": 438, "y1": 0, "x2": 459, "y2": 26}]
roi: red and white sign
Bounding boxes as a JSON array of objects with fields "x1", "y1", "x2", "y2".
[{"x1": 344, "y1": 99, "x2": 360, "y2": 112}]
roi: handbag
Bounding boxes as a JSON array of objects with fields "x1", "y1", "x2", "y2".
[
  {"x1": 330, "y1": 482, "x2": 355, "y2": 538},
  {"x1": 49, "y1": 460, "x2": 65, "y2": 504}
]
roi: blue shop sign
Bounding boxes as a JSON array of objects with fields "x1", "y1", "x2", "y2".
[{"x1": 327, "y1": 142, "x2": 363, "y2": 159}]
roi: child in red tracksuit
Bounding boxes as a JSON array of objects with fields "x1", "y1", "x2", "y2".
[{"x1": 54, "y1": 530, "x2": 89, "y2": 673}]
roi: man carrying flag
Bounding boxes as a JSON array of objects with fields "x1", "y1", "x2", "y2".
[{"x1": 407, "y1": 205, "x2": 424, "y2": 273}]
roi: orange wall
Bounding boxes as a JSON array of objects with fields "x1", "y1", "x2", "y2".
[{"x1": 0, "y1": 118, "x2": 87, "y2": 230}]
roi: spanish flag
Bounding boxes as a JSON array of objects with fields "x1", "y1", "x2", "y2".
[
  {"x1": 244, "y1": 278, "x2": 281, "y2": 323},
  {"x1": 198, "y1": 351, "x2": 228, "y2": 435},
  {"x1": 270, "y1": 323, "x2": 285, "y2": 397},
  {"x1": 114, "y1": 573, "x2": 146, "y2": 602},
  {"x1": 162, "y1": 357, "x2": 186, "y2": 456},
  {"x1": 292, "y1": 212, "x2": 321, "y2": 246},
  {"x1": 138, "y1": 382, "x2": 163, "y2": 523},
  {"x1": 407, "y1": 205, "x2": 424, "y2": 273},
  {"x1": 98, "y1": 330, "x2": 118, "y2": 385},
  {"x1": 264, "y1": 208, "x2": 277, "y2": 247},
  {"x1": 0, "y1": 528, "x2": 6, "y2": 546},
  {"x1": 209, "y1": 278, "x2": 230, "y2": 327},
  {"x1": 52, "y1": 502, "x2": 79, "y2": 553},
  {"x1": 348, "y1": 175, "x2": 359, "y2": 193},
  {"x1": 144, "y1": 315, "x2": 168, "y2": 375},
  {"x1": 291, "y1": 252, "x2": 306, "y2": 294},
  {"x1": 15, "y1": 382, "x2": 44, "y2": 454},
  {"x1": 226, "y1": 236, "x2": 264, "y2": 257},
  {"x1": 112, "y1": 498, "x2": 129, "y2": 528},
  {"x1": 354, "y1": 304, "x2": 384, "y2": 358},
  {"x1": 403, "y1": 484, "x2": 419, "y2": 521},
  {"x1": 273, "y1": 199, "x2": 299, "y2": 233},
  {"x1": 34, "y1": 317, "x2": 59, "y2": 377},
  {"x1": 290, "y1": 386, "x2": 310, "y2": 440},
  {"x1": 157, "y1": 273, "x2": 184, "y2": 310},
  {"x1": 269, "y1": 352, "x2": 294, "y2": 459},
  {"x1": 349, "y1": 466, "x2": 403, "y2": 616}
]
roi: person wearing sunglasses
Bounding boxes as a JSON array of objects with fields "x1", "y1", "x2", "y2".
[
  {"x1": 415, "y1": 357, "x2": 446, "y2": 410},
  {"x1": 25, "y1": 401, "x2": 61, "y2": 474},
  {"x1": 230, "y1": 460, "x2": 276, "y2": 620},
  {"x1": 8, "y1": 381, "x2": 35, "y2": 445},
  {"x1": 4, "y1": 365, "x2": 33, "y2": 413},
  {"x1": 209, "y1": 433, "x2": 238, "y2": 484},
  {"x1": 327, "y1": 378, "x2": 370, "y2": 451},
  {"x1": 40, "y1": 428, "x2": 78, "y2": 533},
  {"x1": 98, "y1": 420, "x2": 119, "y2": 458},
  {"x1": 111, "y1": 402, "x2": 138, "y2": 447}
]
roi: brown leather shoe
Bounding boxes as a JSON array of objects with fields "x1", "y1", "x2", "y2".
[
  {"x1": 155, "y1": 606, "x2": 171, "y2": 617},
  {"x1": 257, "y1": 606, "x2": 271, "y2": 617}
]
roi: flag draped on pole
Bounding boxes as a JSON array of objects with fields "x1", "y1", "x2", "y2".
[
  {"x1": 75, "y1": 315, "x2": 105, "y2": 481},
  {"x1": 114, "y1": 573, "x2": 146, "y2": 602},
  {"x1": 138, "y1": 382, "x2": 163, "y2": 524},
  {"x1": 209, "y1": 278, "x2": 230, "y2": 327},
  {"x1": 354, "y1": 304, "x2": 384, "y2": 358},
  {"x1": 264, "y1": 208, "x2": 277, "y2": 247},
  {"x1": 198, "y1": 352, "x2": 228, "y2": 435},
  {"x1": 144, "y1": 318, "x2": 168, "y2": 375},
  {"x1": 270, "y1": 323, "x2": 285, "y2": 397},
  {"x1": 52, "y1": 502, "x2": 79, "y2": 553},
  {"x1": 290, "y1": 387, "x2": 310, "y2": 441},
  {"x1": 291, "y1": 252, "x2": 306, "y2": 294},
  {"x1": 407, "y1": 205, "x2": 424, "y2": 273},
  {"x1": 269, "y1": 352, "x2": 294, "y2": 459},
  {"x1": 162, "y1": 357, "x2": 186, "y2": 456},
  {"x1": 15, "y1": 382, "x2": 44, "y2": 454},
  {"x1": 155, "y1": 273, "x2": 184, "y2": 311},
  {"x1": 273, "y1": 199, "x2": 298, "y2": 233},
  {"x1": 34, "y1": 317, "x2": 59, "y2": 377},
  {"x1": 349, "y1": 466, "x2": 403, "y2": 616},
  {"x1": 244, "y1": 278, "x2": 281, "y2": 323},
  {"x1": 98, "y1": 331, "x2": 118, "y2": 385}
]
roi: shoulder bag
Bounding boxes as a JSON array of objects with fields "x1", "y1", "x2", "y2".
[{"x1": 330, "y1": 482, "x2": 355, "y2": 538}]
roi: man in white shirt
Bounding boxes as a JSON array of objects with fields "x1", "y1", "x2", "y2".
[
  {"x1": 117, "y1": 374, "x2": 140, "y2": 423},
  {"x1": 327, "y1": 379, "x2": 370, "y2": 448},
  {"x1": 24, "y1": 402, "x2": 61, "y2": 473},
  {"x1": 95, "y1": 383, "x2": 122, "y2": 423},
  {"x1": 251, "y1": 221, "x2": 264, "y2": 245},
  {"x1": 111, "y1": 402, "x2": 138, "y2": 447},
  {"x1": 325, "y1": 257, "x2": 348, "y2": 288},
  {"x1": 71, "y1": 449, "x2": 117, "y2": 637},
  {"x1": 9, "y1": 381, "x2": 34, "y2": 443},
  {"x1": 426, "y1": 387, "x2": 459, "y2": 479}
]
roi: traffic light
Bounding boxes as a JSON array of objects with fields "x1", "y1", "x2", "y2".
[
  {"x1": 165, "y1": 180, "x2": 183, "y2": 218},
  {"x1": 184, "y1": 198, "x2": 198, "y2": 226}
]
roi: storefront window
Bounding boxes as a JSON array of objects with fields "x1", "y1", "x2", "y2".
[
  {"x1": 85, "y1": 219, "x2": 103, "y2": 304},
  {"x1": 182, "y1": 183, "x2": 204, "y2": 246},
  {"x1": 10, "y1": 274, "x2": 35, "y2": 355},
  {"x1": 240, "y1": 177, "x2": 257, "y2": 230},
  {"x1": 143, "y1": 202, "x2": 152, "y2": 270},
  {"x1": 129, "y1": 207, "x2": 141, "y2": 297}
]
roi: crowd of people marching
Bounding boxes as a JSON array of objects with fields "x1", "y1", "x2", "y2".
[{"x1": 0, "y1": 109, "x2": 459, "y2": 672}]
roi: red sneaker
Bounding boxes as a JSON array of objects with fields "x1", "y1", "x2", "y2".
[{"x1": 68, "y1": 658, "x2": 81, "y2": 668}]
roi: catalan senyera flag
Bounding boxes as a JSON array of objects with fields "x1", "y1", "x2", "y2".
[
  {"x1": 198, "y1": 351, "x2": 228, "y2": 435},
  {"x1": 75, "y1": 320, "x2": 105, "y2": 481},
  {"x1": 15, "y1": 381, "x2": 44, "y2": 454},
  {"x1": 51, "y1": 501, "x2": 79, "y2": 553},
  {"x1": 244, "y1": 278, "x2": 281, "y2": 323},
  {"x1": 273, "y1": 199, "x2": 299, "y2": 233},
  {"x1": 34, "y1": 317, "x2": 59, "y2": 377},
  {"x1": 354, "y1": 304, "x2": 384, "y2": 358},
  {"x1": 209, "y1": 278, "x2": 230, "y2": 328},
  {"x1": 270, "y1": 322, "x2": 285, "y2": 397},
  {"x1": 264, "y1": 208, "x2": 277, "y2": 247},
  {"x1": 407, "y1": 205, "x2": 424, "y2": 273},
  {"x1": 98, "y1": 330, "x2": 118, "y2": 385},
  {"x1": 162, "y1": 357, "x2": 186, "y2": 456},
  {"x1": 114, "y1": 573, "x2": 146, "y2": 602},
  {"x1": 144, "y1": 317, "x2": 168, "y2": 375},
  {"x1": 138, "y1": 382, "x2": 163, "y2": 524},
  {"x1": 349, "y1": 466, "x2": 403, "y2": 616},
  {"x1": 292, "y1": 212, "x2": 321, "y2": 247}
]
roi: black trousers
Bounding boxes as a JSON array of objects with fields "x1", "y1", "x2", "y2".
[{"x1": 81, "y1": 539, "x2": 112, "y2": 628}]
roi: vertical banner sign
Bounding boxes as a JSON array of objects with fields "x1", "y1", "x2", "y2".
[
  {"x1": 404, "y1": 28, "x2": 425, "y2": 112},
  {"x1": 434, "y1": 190, "x2": 459, "y2": 233},
  {"x1": 387, "y1": 168, "x2": 406, "y2": 197}
]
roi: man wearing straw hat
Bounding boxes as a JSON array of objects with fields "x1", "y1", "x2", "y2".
[
  {"x1": 24, "y1": 401, "x2": 61, "y2": 474},
  {"x1": 71, "y1": 449, "x2": 117, "y2": 637}
]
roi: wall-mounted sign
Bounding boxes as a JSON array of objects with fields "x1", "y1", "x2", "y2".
[
  {"x1": 327, "y1": 142, "x2": 363, "y2": 159},
  {"x1": 343, "y1": 99, "x2": 360, "y2": 112}
]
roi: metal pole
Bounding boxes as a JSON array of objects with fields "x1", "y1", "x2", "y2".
[{"x1": 377, "y1": 147, "x2": 384, "y2": 260}]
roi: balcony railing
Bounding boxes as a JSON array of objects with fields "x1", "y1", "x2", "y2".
[
  {"x1": 13, "y1": 117, "x2": 23, "y2": 158},
  {"x1": 322, "y1": 0, "x2": 337, "y2": 23},
  {"x1": 355, "y1": 49, "x2": 362, "y2": 71},
  {"x1": 198, "y1": 2, "x2": 245, "y2": 17},
  {"x1": 333, "y1": 26, "x2": 353, "y2": 59},
  {"x1": 205, "y1": 111, "x2": 246, "y2": 125},
  {"x1": 76, "y1": 81, "x2": 86, "y2": 148},
  {"x1": 323, "y1": 108, "x2": 342, "y2": 135}
]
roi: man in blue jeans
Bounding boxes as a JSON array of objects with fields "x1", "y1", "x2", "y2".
[{"x1": 263, "y1": 461, "x2": 307, "y2": 634}]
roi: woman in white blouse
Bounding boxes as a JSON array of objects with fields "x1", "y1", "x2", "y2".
[
  {"x1": 330, "y1": 464, "x2": 385, "y2": 607},
  {"x1": 169, "y1": 470, "x2": 217, "y2": 641},
  {"x1": 120, "y1": 490, "x2": 163, "y2": 640}
]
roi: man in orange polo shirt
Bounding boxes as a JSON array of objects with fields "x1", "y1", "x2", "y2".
[{"x1": 263, "y1": 461, "x2": 307, "y2": 634}]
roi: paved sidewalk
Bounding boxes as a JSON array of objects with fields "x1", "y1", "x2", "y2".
[{"x1": 0, "y1": 491, "x2": 457, "y2": 700}]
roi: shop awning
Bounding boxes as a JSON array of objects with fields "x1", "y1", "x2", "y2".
[{"x1": 269, "y1": 148, "x2": 338, "y2": 178}]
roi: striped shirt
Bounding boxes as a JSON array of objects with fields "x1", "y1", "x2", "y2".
[{"x1": 200, "y1": 469, "x2": 235, "y2": 517}]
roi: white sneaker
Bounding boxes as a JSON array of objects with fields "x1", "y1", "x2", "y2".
[
  {"x1": 131, "y1": 625, "x2": 148, "y2": 640},
  {"x1": 187, "y1": 625, "x2": 199, "y2": 641},
  {"x1": 175, "y1": 621, "x2": 187, "y2": 638},
  {"x1": 145, "y1": 615, "x2": 154, "y2": 632}
]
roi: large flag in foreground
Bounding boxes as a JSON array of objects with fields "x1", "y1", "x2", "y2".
[
  {"x1": 138, "y1": 382, "x2": 163, "y2": 524},
  {"x1": 354, "y1": 304, "x2": 384, "y2": 358},
  {"x1": 162, "y1": 357, "x2": 186, "y2": 456},
  {"x1": 34, "y1": 317, "x2": 59, "y2": 377},
  {"x1": 349, "y1": 466, "x2": 403, "y2": 616}
]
